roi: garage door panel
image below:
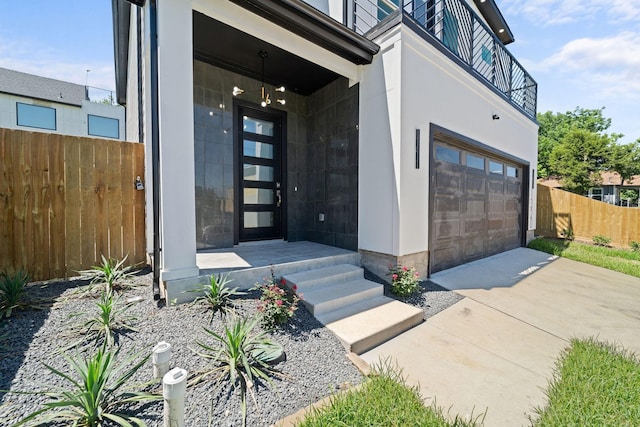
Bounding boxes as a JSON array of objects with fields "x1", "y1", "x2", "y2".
[
  {"x1": 465, "y1": 175, "x2": 486, "y2": 193},
  {"x1": 488, "y1": 180, "x2": 505, "y2": 194},
  {"x1": 432, "y1": 245, "x2": 460, "y2": 271},
  {"x1": 435, "y1": 196, "x2": 461, "y2": 213},
  {"x1": 463, "y1": 217, "x2": 486, "y2": 233},
  {"x1": 464, "y1": 198, "x2": 485, "y2": 214},
  {"x1": 506, "y1": 182, "x2": 521, "y2": 196},
  {"x1": 463, "y1": 237, "x2": 485, "y2": 258},
  {"x1": 434, "y1": 218, "x2": 461, "y2": 239},
  {"x1": 435, "y1": 168, "x2": 463, "y2": 192}
]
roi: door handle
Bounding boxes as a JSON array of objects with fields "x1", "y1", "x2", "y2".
[{"x1": 276, "y1": 189, "x2": 282, "y2": 207}]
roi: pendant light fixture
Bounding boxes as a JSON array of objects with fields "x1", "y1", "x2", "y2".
[{"x1": 232, "y1": 51, "x2": 285, "y2": 107}]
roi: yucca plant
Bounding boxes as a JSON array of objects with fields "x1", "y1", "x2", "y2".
[
  {"x1": 191, "y1": 273, "x2": 245, "y2": 321},
  {"x1": 192, "y1": 315, "x2": 284, "y2": 427},
  {"x1": 79, "y1": 255, "x2": 134, "y2": 294},
  {"x1": 10, "y1": 345, "x2": 161, "y2": 427},
  {"x1": 0, "y1": 270, "x2": 29, "y2": 319},
  {"x1": 82, "y1": 290, "x2": 138, "y2": 348}
]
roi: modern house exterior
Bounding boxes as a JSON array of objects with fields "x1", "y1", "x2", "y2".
[
  {"x1": 0, "y1": 67, "x2": 125, "y2": 140},
  {"x1": 112, "y1": 0, "x2": 538, "y2": 301}
]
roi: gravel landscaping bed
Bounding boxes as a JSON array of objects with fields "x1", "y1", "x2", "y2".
[{"x1": 1, "y1": 267, "x2": 463, "y2": 426}]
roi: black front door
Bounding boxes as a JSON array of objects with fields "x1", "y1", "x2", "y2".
[{"x1": 236, "y1": 105, "x2": 285, "y2": 242}]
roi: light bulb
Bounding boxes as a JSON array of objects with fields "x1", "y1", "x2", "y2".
[
  {"x1": 232, "y1": 86, "x2": 244, "y2": 96},
  {"x1": 275, "y1": 86, "x2": 285, "y2": 93},
  {"x1": 277, "y1": 99, "x2": 286, "y2": 105}
]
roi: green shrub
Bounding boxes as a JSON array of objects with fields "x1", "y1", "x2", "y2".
[
  {"x1": 0, "y1": 270, "x2": 29, "y2": 319},
  {"x1": 254, "y1": 274, "x2": 301, "y2": 330},
  {"x1": 190, "y1": 273, "x2": 245, "y2": 321},
  {"x1": 560, "y1": 228, "x2": 574, "y2": 241},
  {"x1": 592, "y1": 235, "x2": 612, "y2": 247},
  {"x1": 631, "y1": 241, "x2": 640, "y2": 252},
  {"x1": 10, "y1": 345, "x2": 160, "y2": 427},
  {"x1": 192, "y1": 316, "x2": 283, "y2": 427},
  {"x1": 388, "y1": 265, "x2": 421, "y2": 297}
]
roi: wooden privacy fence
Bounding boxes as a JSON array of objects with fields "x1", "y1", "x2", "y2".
[
  {"x1": 0, "y1": 128, "x2": 146, "y2": 281},
  {"x1": 536, "y1": 184, "x2": 640, "y2": 247}
]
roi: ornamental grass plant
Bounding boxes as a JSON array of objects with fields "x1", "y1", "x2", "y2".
[{"x1": 8, "y1": 345, "x2": 160, "y2": 427}]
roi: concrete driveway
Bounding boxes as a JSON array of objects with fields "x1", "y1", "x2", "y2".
[{"x1": 360, "y1": 248, "x2": 640, "y2": 426}]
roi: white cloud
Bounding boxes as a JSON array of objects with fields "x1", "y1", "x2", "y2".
[
  {"x1": 537, "y1": 31, "x2": 640, "y2": 98},
  {"x1": 500, "y1": 0, "x2": 640, "y2": 25},
  {"x1": 0, "y1": 37, "x2": 115, "y2": 91}
]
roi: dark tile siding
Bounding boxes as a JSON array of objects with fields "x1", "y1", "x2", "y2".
[
  {"x1": 193, "y1": 60, "x2": 358, "y2": 251},
  {"x1": 305, "y1": 78, "x2": 359, "y2": 251}
]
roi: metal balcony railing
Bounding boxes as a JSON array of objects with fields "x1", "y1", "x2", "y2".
[{"x1": 346, "y1": 0, "x2": 537, "y2": 119}]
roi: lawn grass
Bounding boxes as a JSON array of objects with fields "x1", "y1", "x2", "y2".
[
  {"x1": 298, "y1": 362, "x2": 481, "y2": 427},
  {"x1": 533, "y1": 338, "x2": 640, "y2": 426},
  {"x1": 528, "y1": 238, "x2": 640, "y2": 278}
]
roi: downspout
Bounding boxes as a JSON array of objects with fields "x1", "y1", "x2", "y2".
[
  {"x1": 136, "y1": 6, "x2": 162, "y2": 300},
  {"x1": 149, "y1": 0, "x2": 162, "y2": 300}
]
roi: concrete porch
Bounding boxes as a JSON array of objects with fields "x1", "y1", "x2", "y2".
[{"x1": 197, "y1": 240, "x2": 360, "y2": 288}]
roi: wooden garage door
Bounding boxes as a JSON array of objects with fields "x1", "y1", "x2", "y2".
[{"x1": 430, "y1": 139, "x2": 523, "y2": 273}]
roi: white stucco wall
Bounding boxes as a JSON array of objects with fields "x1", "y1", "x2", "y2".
[
  {"x1": 0, "y1": 93, "x2": 125, "y2": 140},
  {"x1": 359, "y1": 24, "x2": 538, "y2": 257}
]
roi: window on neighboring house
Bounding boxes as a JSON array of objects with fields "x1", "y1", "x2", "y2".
[
  {"x1": 16, "y1": 102, "x2": 56, "y2": 130},
  {"x1": 88, "y1": 114, "x2": 119, "y2": 139},
  {"x1": 588, "y1": 188, "x2": 602, "y2": 201}
]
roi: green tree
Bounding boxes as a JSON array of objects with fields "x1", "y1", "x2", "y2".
[
  {"x1": 620, "y1": 189, "x2": 638, "y2": 206},
  {"x1": 548, "y1": 129, "x2": 610, "y2": 194},
  {"x1": 537, "y1": 107, "x2": 621, "y2": 178},
  {"x1": 607, "y1": 140, "x2": 640, "y2": 185}
]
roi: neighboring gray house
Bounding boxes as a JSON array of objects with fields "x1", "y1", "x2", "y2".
[
  {"x1": 0, "y1": 67, "x2": 125, "y2": 140},
  {"x1": 589, "y1": 172, "x2": 640, "y2": 206}
]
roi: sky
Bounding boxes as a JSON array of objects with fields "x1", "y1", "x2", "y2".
[{"x1": 0, "y1": 0, "x2": 638, "y2": 144}]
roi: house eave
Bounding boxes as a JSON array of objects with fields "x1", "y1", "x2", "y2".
[
  {"x1": 227, "y1": 0, "x2": 380, "y2": 64},
  {"x1": 472, "y1": 0, "x2": 515, "y2": 45}
]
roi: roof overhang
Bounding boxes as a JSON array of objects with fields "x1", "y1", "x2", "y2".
[
  {"x1": 472, "y1": 0, "x2": 514, "y2": 45},
  {"x1": 227, "y1": 0, "x2": 379, "y2": 65}
]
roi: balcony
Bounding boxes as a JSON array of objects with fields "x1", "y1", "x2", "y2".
[{"x1": 317, "y1": 0, "x2": 537, "y2": 119}]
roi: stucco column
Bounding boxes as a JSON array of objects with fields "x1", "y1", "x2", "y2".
[{"x1": 156, "y1": 0, "x2": 199, "y2": 282}]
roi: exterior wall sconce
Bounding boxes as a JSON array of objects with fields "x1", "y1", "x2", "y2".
[
  {"x1": 232, "y1": 51, "x2": 286, "y2": 107},
  {"x1": 492, "y1": 114, "x2": 500, "y2": 120}
]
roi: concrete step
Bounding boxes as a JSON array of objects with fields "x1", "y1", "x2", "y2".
[
  {"x1": 301, "y1": 279, "x2": 383, "y2": 316},
  {"x1": 315, "y1": 295, "x2": 391, "y2": 325},
  {"x1": 324, "y1": 298, "x2": 424, "y2": 354},
  {"x1": 284, "y1": 263, "x2": 424, "y2": 355},
  {"x1": 283, "y1": 264, "x2": 363, "y2": 291}
]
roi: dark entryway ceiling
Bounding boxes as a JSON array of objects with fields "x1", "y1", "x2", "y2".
[{"x1": 193, "y1": 11, "x2": 340, "y2": 96}]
